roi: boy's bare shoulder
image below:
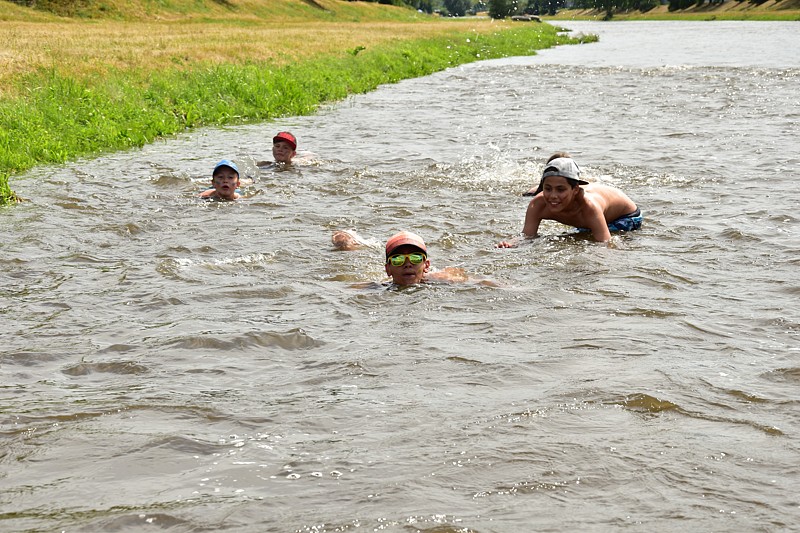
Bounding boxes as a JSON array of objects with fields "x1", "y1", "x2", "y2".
[
  {"x1": 584, "y1": 182, "x2": 635, "y2": 204},
  {"x1": 525, "y1": 194, "x2": 547, "y2": 211},
  {"x1": 583, "y1": 183, "x2": 629, "y2": 198}
]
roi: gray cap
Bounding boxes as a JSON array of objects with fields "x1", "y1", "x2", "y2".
[{"x1": 530, "y1": 157, "x2": 587, "y2": 196}]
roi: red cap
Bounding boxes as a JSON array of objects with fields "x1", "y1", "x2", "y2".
[
  {"x1": 273, "y1": 131, "x2": 297, "y2": 151},
  {"x1": 385, "y1": 231, "x2": 427, "y2": 258}
]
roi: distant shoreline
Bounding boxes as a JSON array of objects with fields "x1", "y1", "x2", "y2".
[{"x1": 545, "y1": 0, "x2": 800, "y2": 21}]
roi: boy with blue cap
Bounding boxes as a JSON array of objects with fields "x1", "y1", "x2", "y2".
[
  {"x1": 199, "y1": 160, "x2": 241, "y2": 201},
  {"x1": 498, "y1": 155, "x2": 642, "y2": 245}
]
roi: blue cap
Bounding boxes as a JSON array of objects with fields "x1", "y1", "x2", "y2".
[{"x1": 213, "y1": 159, "x2": 239, "y2": 176}]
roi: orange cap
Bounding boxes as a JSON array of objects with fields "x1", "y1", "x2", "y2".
[{"x1": 385, "y1": 231, "x2": 427, "y2": 258}]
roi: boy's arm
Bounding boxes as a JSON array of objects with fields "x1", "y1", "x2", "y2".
[
  {"x1": 427, "y1": 267, "x2": 501, "y2": 287},
  {"x1": 584, "y1": 201, "x2": 611, "y2": 242},
  {"x1": 497, "y1": 199, "x2": 543, "y2": 248},
  {"x1": 199, "y1": 188, "x2": 216, "y2": 198},
  {"x1": 426, "y1": 267, "x2": 469, "y2": 283},
  {"x1": 521, "y1": 199, "x2": 544, "y2": 237},
  {"x1": 332, "y1": 230, "x2": 368, "y2": 251}
]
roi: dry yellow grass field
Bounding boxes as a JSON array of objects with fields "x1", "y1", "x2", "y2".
[
  {"x1": 1, "y1": 21, "x2": 525, "y2": 97},
  {"x1": 0, "y1": 0, "x2": 515, "y2": 95},
  {"x1": 1, "y1": 21, "x2": 496, "y2": 80}
]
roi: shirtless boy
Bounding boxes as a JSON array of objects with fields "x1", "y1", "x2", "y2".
[
  {"x1": 199, "y1": 160, "x2": 241, "y2": 201},
  {"x1": 498, "y1": 156, "x2": 642, "y2": 245}
]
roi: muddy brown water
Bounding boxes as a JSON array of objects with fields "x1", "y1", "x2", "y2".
[{"x1": 2, "y1": 21, "x2": 798, "y2": 532}]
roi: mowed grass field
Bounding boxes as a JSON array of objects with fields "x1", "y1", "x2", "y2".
[{"x1": 1, "y1": 0, "x2": 592, "y2": 203}]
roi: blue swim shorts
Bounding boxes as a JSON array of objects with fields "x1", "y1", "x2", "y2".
[
  {"x1": 607, "y1": 208, "x2": 643, "y2": 232},
  {"x1": 577, "y1": 208, "x2": 643, "y2": 233}
]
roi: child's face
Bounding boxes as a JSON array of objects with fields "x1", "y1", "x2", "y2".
[
  {"x1": 384, "y1": 245, "x2": 430, "y2": 286},
  {"x1": 272, "y1": 141, "x2": 296, "y2": 163},
  {"x1": 542, "y1": 176, "x2": 578, "y2": 211},
  {"x1": 212, "y1": 167, "x2": 240, "y2": 200}
]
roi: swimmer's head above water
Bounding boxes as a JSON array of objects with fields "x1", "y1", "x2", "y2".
[
  {"x1": 199, "y1": 159, "x2": 241, "y2": 201},
  {"x1": 384, "y1": 231, "x2": 430, "y2": 286}
]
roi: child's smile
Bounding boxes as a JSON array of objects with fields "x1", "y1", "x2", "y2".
[{"x1": 543, "y1": 177, "x2": 575, "y2": 211}]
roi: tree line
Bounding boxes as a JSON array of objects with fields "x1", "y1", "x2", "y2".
[
  {"x1": 348, "y1": 0, "x2": 560, "y2": 16},
  {"x1": 351, "y1": 0, "x2": 768, "y2": 18}
]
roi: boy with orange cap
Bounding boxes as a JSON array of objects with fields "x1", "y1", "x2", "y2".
[
  {"x1": 384, "y1": 231, "x2": 498, "y2": 286},
  {"x1": 333, "y1": 230, "x2": 495, "y2": 287},
  {"x1": 383, "y1": 231, "x2": 433, "y2": 286}
]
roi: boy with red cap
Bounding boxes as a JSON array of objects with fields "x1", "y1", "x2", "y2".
[
  {"x1": 498, "y1": 155, "x2": 641, "y2": 245},
  {"x1": 257, "y1": 131, "x2": 297, "y2": 167}
]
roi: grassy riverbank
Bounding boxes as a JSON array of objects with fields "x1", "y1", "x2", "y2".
[
  {"x1": 0, "y1": 0, "x2": 594, "y2": 206},
  {"x1": 547, "y1": 0, "x2": 800, "y2": 21}
]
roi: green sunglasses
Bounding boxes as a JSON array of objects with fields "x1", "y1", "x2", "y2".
[{"x1": 386, "y1": 253, "x2": 427, "y2": 267}]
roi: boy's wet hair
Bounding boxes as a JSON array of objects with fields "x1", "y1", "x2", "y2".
[{"x1": 547, "y1": 151, "x2": 571, "y2": 163}]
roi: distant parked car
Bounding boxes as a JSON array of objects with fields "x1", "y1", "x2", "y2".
[{"x1": 511, "y1": 14, "x2": 542, "y2": 21}]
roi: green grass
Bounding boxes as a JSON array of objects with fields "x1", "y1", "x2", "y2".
[
  {"x1": 0, "y1": 169, "x2": 18, "y2": 205},
  {"x1": 0, "y1": 24, "x2": 590, "y2": 205}
]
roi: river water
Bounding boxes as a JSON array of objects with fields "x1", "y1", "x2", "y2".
[{"x1": 2, "y1": 21, "x2": 799, "y2": 532}]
